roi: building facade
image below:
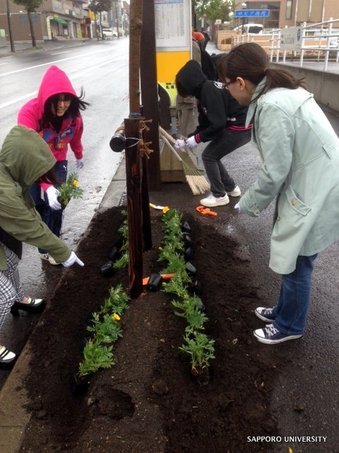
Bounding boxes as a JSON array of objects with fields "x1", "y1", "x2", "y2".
[
  {"x1": 0, "y1": 0, "x2": 129, "y2": 43},
  {"x1": 234, "y1": 0, "x2": 339, "y2": 29}
]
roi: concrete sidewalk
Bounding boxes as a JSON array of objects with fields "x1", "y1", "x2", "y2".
[{"x1": 0, "y1": 38, "x2": 101, "y2": 58}]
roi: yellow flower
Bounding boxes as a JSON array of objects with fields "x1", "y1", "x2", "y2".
[
  {"x1": 162, "y1": 206, "x2": 170, "y2": 214},
  {"x1": 72, "y1": 179, "x2": 79, "y2": 187},
  {"x1": 113, "y1": 313, "x2": 121, "y2": 321}
]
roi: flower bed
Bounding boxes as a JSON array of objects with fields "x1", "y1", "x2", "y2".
[{"x1": 20, "y1": 206, "x2": 278, "y2": 452}]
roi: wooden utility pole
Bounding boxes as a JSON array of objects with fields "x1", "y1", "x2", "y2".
[
  {"x1": 125, "y1": 0, "x2": 152, "y2": 299},
  {"x1": 140, "y1": 0, "x2": 161, "y2": 191}
]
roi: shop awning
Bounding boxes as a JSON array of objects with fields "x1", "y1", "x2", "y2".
[{"x1": 52, "y1": 17, "x2": 68, "y2": 25}]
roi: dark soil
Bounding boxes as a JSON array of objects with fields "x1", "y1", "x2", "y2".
[{"x1": 19, "y1": 205, "x2": 279, "y2": 453}]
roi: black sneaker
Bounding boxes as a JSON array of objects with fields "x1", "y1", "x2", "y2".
[
  {"x1": 253, "y1": 324, "x2": 303, "y2": 345},
  {"x1": 255, "y1": 307, "x2": 276, "y2": 322}
]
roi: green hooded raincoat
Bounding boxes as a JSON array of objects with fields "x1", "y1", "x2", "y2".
[{"x1": 0, "y1": 126, "x2": 71, "y2": 270}]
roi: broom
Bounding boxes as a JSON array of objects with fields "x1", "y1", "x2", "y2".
[{"x1": 159, "y1": 126, "x2": 210, "y2": 195}]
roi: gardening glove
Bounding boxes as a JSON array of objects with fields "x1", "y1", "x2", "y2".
[
  {"x1": 185, "y1": 135, "x2": 198, "y2": 149},
  {"x1": 46, "y1": 186, "x2": 62, "y2": 210},
  {"x1": 234, "y1": 202, "x2": 241, "y2": 213},
  {"x1": 62, "y1": 251, "x2": 84, "y2": 267},
  {"x1": 76, "y1": 159, "x2": 84, "y2": 170},
  {"x1": 174, "y1": 139, "x2": 186, "y2": 150}
]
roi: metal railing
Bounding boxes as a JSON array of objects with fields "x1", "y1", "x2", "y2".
[{"x1": 231, "y1": 18, "x2": 339, "y2": 72}]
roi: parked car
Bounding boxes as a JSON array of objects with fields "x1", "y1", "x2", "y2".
[
  {"x1": 233, "y1": 23, "x2": 264, "y2": 34},
  {"x1": 102, "y1": 29, "x2": 117, "y2": 39}
]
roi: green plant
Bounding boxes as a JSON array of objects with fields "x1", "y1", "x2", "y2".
[
  {"x1": 58, "y1": 173, "x2": 84, "y2": 208},
  {"x1": 172, "y1": 295, "x2": 208, "y2": 330},
  {"x1": 158, "y1": 248, "x2": 187, "y2": 274},
  {"x1": 160, "y1": 208, "x2": 215, "y2": 376},
  {"x1": 101, "y1": 284, "x2": 129, "y2": 315},
  {"x1": 79, "y1": 284, "x2": 129, "y2": 377},
  {"x1": 87, "y1": 313, "x2": 122, "y2": 344},
  {"x1": 79, "y1": 340, "x2": 114, "y2": 376},
  {"x1": 180, "y1": 330, "x2": 215, "y2": 376},
  {"x1": 163, "y1": 274, "x2": 189, "y2": 298},
  {"x1": 113, "y1": 213, "x2": 129, "y2": 269}
]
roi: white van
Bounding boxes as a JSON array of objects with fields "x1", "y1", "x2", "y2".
[
  {"x1": 233, "y1": 23, "x2": 264, "y2": 34},
  {"x1": 102, "y1": 28, "x2": 117, "y2": 39}
]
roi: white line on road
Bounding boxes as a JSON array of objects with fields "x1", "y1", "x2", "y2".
[
  {"x1": 0, "y1": 54, "x2": 88, "y2": 77},
  {"x1": 0, "y1": 47, "x2": 113, "y2": 78},
  {"x1": 0, "y1": 57, "x2": 119, "y2": 110}
]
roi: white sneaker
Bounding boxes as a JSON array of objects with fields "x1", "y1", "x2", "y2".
[
  {"x1": 200, "y1": 193, "x2": 229, "y2": 207},
  {"x1": 227, "y1": 185, "x2": 241, "y2": 197},
  {"x1": 0, "y1": 345, "x2": 16, "y2": 364},
  {"x1": 40, "y1": 253, "x2": 58, "y2": 266}
]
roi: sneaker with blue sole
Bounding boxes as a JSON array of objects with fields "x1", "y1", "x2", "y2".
[
  {"x1": 255, "y1": 307, "x2": 276, "y2": 322},
  {"x1": 254, "y1": 324, "x2": 303, "y2": 344}
]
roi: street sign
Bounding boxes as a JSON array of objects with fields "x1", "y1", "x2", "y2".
[
  {"x1": 235, "y1": 9, "x2": 270, "y2": 18},
  {"x1": 280, "y1": 27, "x2": 302, "y2": 51}
]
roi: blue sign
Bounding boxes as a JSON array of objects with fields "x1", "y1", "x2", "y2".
[{"x1": 235, "y1": 9, "x2": 270, "y2": 18}]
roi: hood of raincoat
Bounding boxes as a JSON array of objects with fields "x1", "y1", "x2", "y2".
[
  {"x1": 176, "y1": 60, "x2": 207, "y2": 97},
  {"x1": 37, "y1": 65, "x2": 77, "y2": 112},
  {"x1": 0, "y1": 126, "x2": 57, "y2": 187}
]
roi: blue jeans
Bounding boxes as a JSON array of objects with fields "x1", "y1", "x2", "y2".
[
  {"x1": 30, "y1": 160, "x2": 67, "y2": 253},
  {"x1": 272, "y1": 255, "x2": 317, "y2": 335}
]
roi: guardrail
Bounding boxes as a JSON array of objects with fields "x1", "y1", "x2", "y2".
[{"x1": 222, "y1": 18, "x2": 339, "y2": 73}]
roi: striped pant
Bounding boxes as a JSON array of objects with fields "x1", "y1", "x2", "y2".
[{"x1": 0, "y1": 243, "x2": 24, "y2": 331}]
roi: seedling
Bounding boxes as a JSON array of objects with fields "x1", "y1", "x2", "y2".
[
  {"x1": 160, "y1": 208, "x2": 215, "y2": 377},
  {"x1": 113, "y1": 213, "x2": 129, "y2": 269},
  {"x1": 58, "y1": 173, "x2": 84, "y2": 208},
  {"x1": 180, "y1": 330, "x2": 215, "y2": 376},
  {"x1": 79, "y1": 340, "x2": 114, "y2": 377},
  {"x1": 78, "y1": 284, "x2": 129, "y2": 380}
]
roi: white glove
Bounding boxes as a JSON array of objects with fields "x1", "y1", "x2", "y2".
[
  {"x1": 185, "y1": 136, "x2": 198, "y2": 149},
  {"x1": 234, "y1": 202, "x2": 241, "y2": 213},
  {"x1": 76, "y1": 159, "x2": 84, "y2": 170},
  {"x1": 174, "y1": 139, "x2": 186, "y2": 150},
  {"x1": 46, "y1": 186, "x2": 62, "y2": 210},
  {"x1": 62, "y1": 251, "x2": 84, "y2": 267}
]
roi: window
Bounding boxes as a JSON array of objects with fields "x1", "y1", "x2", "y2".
[{"x1": 286, "y1": 0, "x2": 292, "y2": 20}]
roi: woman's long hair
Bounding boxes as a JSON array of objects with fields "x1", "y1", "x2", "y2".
[
  {"x1": 42, "y1": 88, "x2": 90, "y2": 126},
  {"x1": 218, "y1": 43, "x2": 307, "y2": 101}
]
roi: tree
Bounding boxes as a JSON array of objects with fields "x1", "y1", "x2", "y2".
[
  {"x1": 13, "y1": 0, "x2": 43, "y2": 47},
  {"x1": 193, "y1": 0, "x2": 234, "y2": 26},
  {"x1": 89, "y1": 0, "x2": 112, "y2": 40}
]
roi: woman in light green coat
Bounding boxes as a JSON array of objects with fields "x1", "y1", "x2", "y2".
[
  {"x1": 218, "y1": 43, "x2": 339, "y2": 345},
  {"x1": 0, "y1": 126, "x2": 84, "y2": 368}
]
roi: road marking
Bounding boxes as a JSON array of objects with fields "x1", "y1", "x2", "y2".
[
  {"x1": 0, "y1": 48, "x2": 114, "y2": 78},
  {"x1": 0, "y1": 55, "x2": 88, "y2": 77},
  {"x1": 0, "y1": 91, "x2": 38, "y2": 109},
  {"x1": 0, "y1": 57, "x2": 119, "y2": 109}
]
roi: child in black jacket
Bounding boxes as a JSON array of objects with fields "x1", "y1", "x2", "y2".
[{"x1": 175, "y1": 60, "x2": 252, "y2": 207}]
